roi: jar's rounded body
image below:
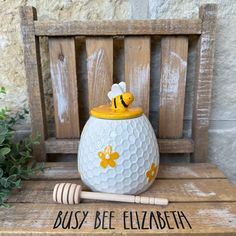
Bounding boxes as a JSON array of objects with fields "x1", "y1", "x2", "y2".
[{"x1": 78, "y1": 114, "x2": 159, "y2": 194}]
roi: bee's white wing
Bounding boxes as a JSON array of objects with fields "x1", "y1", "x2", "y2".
[
  {"x1": 107, "y1": 83, "x2": 124, "y2": 100},
  {"x1": 119, "y1": 82, "x2": 126, "y2": 92}
]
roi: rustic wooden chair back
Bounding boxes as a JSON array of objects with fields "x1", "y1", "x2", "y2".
[{"x1": 19, "y1": 4, "x2": 217, "y2": 162}]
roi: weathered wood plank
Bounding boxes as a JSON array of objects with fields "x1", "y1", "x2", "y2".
[
  {"x1": 86, "y1": 38, "x2": 113, "y2": 109},
  {"x1": 49, "y1": 37, "x2": 80, "y2": 138},
  {"x1": 159, "y1": 36, "x2": 188, "y2": 138},
  {"x1": 9, "y1": 178, "x2": 236, "y2": 204},
  {"x1": 34, "y1": 19, "x2": 202, "y2": 36},
  {"x1": 125, "y1": 37, "x2": 150, "y2": 116},
  {"x1": 8, "y1": 179, "x2": 236, "y2": 204},
  {"x1": 158, "y1": 138, "x2": 193, "y2": 153},
  {"x1": 1, "y1": 203, "x2": 236, "y2": 234},
  {"x1": 19, "y1": 6, "x2": 47, "y2": 161},
  {"x1": 192, "y1": 4, "x2": 217, "y2": 162},
  {"x1": 33, "y1": 162, "x2": 226, "y2": 180},
  {"x1": 45, "y1": 138, "x2": 194, "y2": 154}
]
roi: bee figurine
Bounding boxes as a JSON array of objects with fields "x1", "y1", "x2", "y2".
[{"x1": 108, "y1": 82, "x2": 134, "y2": 111}]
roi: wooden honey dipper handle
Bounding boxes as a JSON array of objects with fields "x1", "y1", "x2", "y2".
[{"x1": 53, "y1": 183, "x2": 168, "y2": 206}]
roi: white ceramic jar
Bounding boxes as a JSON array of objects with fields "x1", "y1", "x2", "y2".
[{"x1": 78, "y1": 83, "x2": 159, "y2": 194}]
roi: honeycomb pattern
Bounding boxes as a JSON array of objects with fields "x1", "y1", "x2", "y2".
[{"x1": 78, "y1": 115, "x2": 159, "y2": 194}]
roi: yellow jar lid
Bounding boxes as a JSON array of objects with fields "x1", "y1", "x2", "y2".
[
  {"x1": 90, "y1": 82, "x2": 144, "y2": 119},
  {"x1": 91, "y1": 105, "x2": 143, "y2": 120}
]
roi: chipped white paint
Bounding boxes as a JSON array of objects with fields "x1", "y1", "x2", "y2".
[
  {"x1": 128, "y1": 64, "x2": 150, "y2": 106},
  {"x1": 201, "y1": 34, "x2": 211, "y2": 52},
  {"x1": 50, "y1": 58, "x2": 69, "y2": 123},
  {"x1": 87, "y1": 48, "x2": 107, "y2": 81},
  {"x1": 197, "y1": 208, "x2": 236, "y2": 229},
  {"x1": 160, "y1": 51, "x2": 187, "y2": 106},
  {"x1": 87, "y1": 47, "x2": 109, "y2": 99},
  {"x1": 184, "y1": 183, "x2": 216, "y2": 197},
  {"x1": 166, "y1": 166, "x2": 199, "y2": 177},
  {"x1": 170, "y1": 51, "x2": 187, "y2": 69}
]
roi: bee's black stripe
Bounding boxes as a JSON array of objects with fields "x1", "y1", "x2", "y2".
[
  {"x1": 120, "y1": 95, "x2": 128, "y2": 108},
  {"x1": 114, "y1": 97, "x2": 117, "y2": 108}
]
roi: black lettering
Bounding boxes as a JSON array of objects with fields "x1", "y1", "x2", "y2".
[
  {"x1": 123, "y1": 211, "x2": 129, "y2": 229},
  {"x1": 141, "y1": 211, "x2": 149, "y2": 229},
  {"x1": 157, "y1": 211, "x2": 166, "y2": 229},
  {"x1": 150, "y1": 211, "x2": 159, "y2": 229},
  {"x1": 62, "y1": 211, "x2": 73, "y2": 229},
  {"x1": 178, "y1": 211, "x2": 192, "y2": 229},
  {"x1": 135, "y1": 211, "x2": 140, "y2": 229},
  {"x1": 53, "y1": 211, "x2": 63, "y2": 229},
  {"x1": 94, "y1": 211, "x2": 101, "y2": 229},
  {"x1": 164, "y1": 211, "x2": 174, "y2": 229},
  {"x1": 130, "y1": 211, "x2": 137, "y2": 229},
  {"x1": 170, "y1": 211, "x2": 179, "y2": 229},
  {"x1": 109, "y1": 211, "x2": 115, "y2": 229},
  {"x1": 71, "y1": 211, "x2": 80, "y2": 229},
  {"x1": 102, "y1": 211, "x2": 109, "y2": 229},
  {"x1": 79, "y1": 211, "x2": 88, "y2": 229}
]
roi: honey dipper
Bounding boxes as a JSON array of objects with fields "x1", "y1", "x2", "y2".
[{"x1": 53, "y1": 183, "x2": 168, "y2": 206}]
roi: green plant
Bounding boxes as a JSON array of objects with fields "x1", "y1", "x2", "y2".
[{"x1": 0, "y1": 87, "x2": 44, "y2": 207}]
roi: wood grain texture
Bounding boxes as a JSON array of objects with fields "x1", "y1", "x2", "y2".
[
  {"x1": 1, "y1": 203, "x2": 236, "y2": 235},
  {"x1": 86, "y1": 38, "x2": 113, "y2": 109},
  {"x1": 49, "y1": 37, "x2": 80, "y2": 138},
  {"x1": 159, "y1": 37, "x2": 188, "y2": 138},
  {"x1": 7, "y1": 179, "x2": 236, "y2": 204},
  {"x1": 34, "y1": 19, "x2": 202, "y2": 36},
  {"x1": 45, "y1": 138, "x2": 193, "y2": 154},
  {"x1": 125, "y1": 37, "x2": 151, "y2": 116},
  {"x1": 192, "y1": 4, "x2": 217, "y2": 162},
  {"x1": 19, "y1": 7, "x2": 47, "y2": 161},
  {"x1": 33, "y1": 162, "x2": 226, "y2": 180}
]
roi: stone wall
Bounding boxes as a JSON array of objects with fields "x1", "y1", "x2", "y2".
[{"x1": 0, "y1": 0, "x2": 235, "y2": 184}]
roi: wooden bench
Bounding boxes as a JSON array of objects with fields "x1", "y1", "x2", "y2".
[{"x1": 0, "y1": 3, "x2": 236, "y2": 235}]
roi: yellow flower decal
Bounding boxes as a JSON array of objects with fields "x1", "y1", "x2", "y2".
[
  {"x1": 146, "y1": 163, "x2": 157, "y2": 183},
  {"x1": 98, "y1": 145, "x2": 119, "y2": 168}
]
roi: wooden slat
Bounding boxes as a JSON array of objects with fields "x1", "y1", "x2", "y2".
[
  {"x1": 125, "y1": 37, "x2": 150, "y2": 116},
  {"x1": 159, "y1": 37, "x2": 188, "y2": 138},
  {"x1": 158, "y1": 138, "x2": 193, "y2": 153},
  {"x1": 19, "y1": 7, "x2": 47, "y2": 161},
  {"x1": 45, "y1": 138, "x2": 193, "y2": 154},
  {"x1": 86, "y1": 38, "x2": 113, "y2": 109},
  {"x1": 33, "y1": 162, "x2": 226, "y2": 180},
  {"x1": 34, "y1": 19, "x2": 202, "y2": 36},
  {"x1": 7, "y1": 179, "x2": 236, "y2": 204},
  {"x1": 1, "y1": 203, "x2": 236, "y2": 234},
  {"x1": 192, "y1": 4, "x2": 217, "y2": 162},
  {"x1": 49, "y1": 37, "x2": 80, "y2": 138}
]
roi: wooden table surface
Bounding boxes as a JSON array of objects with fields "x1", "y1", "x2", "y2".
[{"x1": 0, "y1": 162, "x2": 236, "y2": 235}]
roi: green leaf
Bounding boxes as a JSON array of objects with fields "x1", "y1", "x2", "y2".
[
  {"x1": 0, "y1": 87, "x2": 6, "y2": 94},
  {"x1": 0, "y1": 126, "x2": 8, "y2": 136},
  {"x1": 0, "y1": 135, "x2": 5, "y2": 144},
  {"x1": 9, "y1": 166, "x2": 18, "y2": 175},
  {"x1": 0, "y1": 178, "x2": 10, "y2": 188},
  {"x1": 0, "y1": 147, "x2": 10, "y2": 156},
  {"x1": 0, "y1": 93, "x2": 44, "y2": 207},
  {"x1": 7, "y1": 175, "x2": 18, "y2": 183},
  {"x1": 0, "y1": 155, "x2": 6, "y2": 163},
  {"x1": 1, "y1": 202, "x2": 10, "y2": 208},
  {"x1": 39, "y1": 162, "x2": 45, "y2": 173},
  {"x1": 14, "y1": 179, "x2": 21, "y2": 188}
]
